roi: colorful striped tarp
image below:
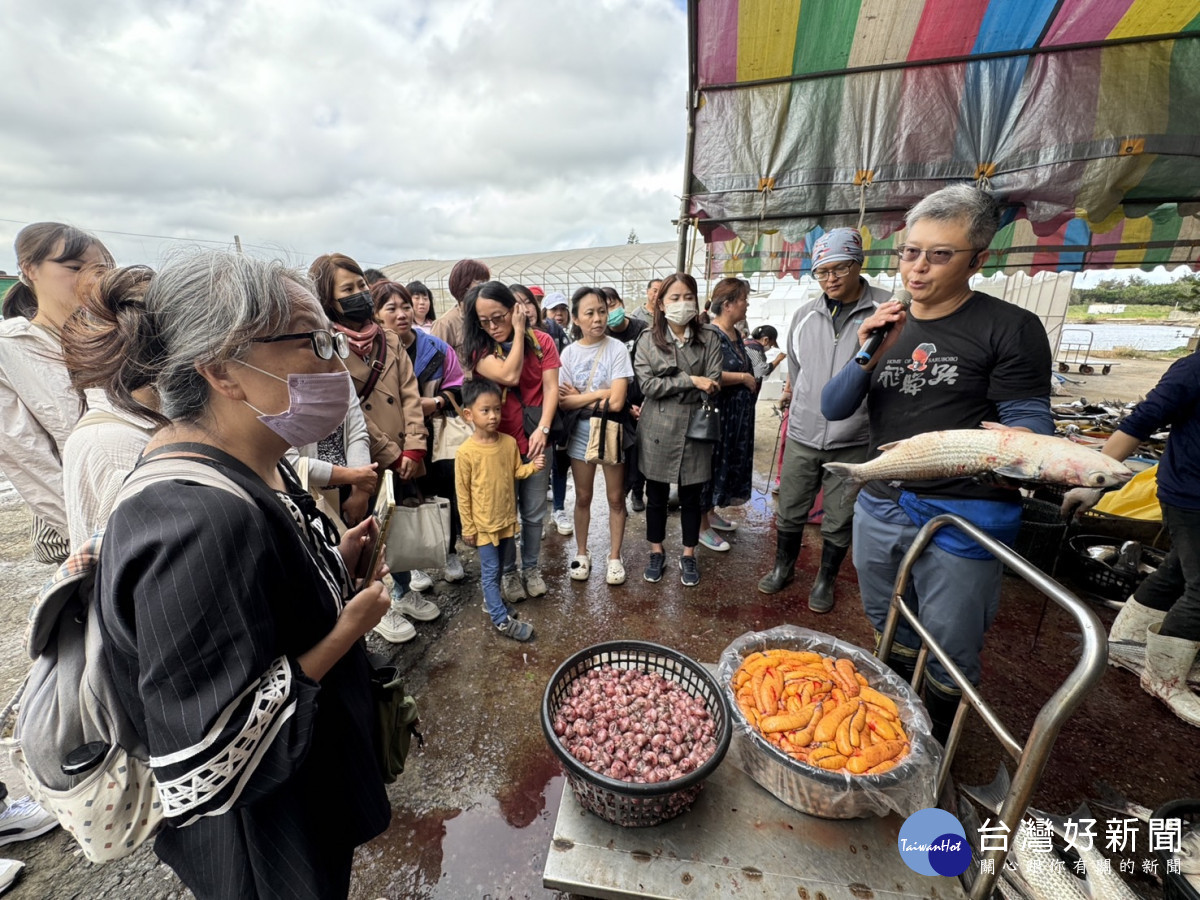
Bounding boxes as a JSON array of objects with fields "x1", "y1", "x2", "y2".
[{"x1": 689, "y1": 0, "x2": 1200, "y2": 274}]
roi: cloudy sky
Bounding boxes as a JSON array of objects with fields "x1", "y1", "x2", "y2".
[{"x1": 0, "y1": 0, "x2": 688, "y2": 272}]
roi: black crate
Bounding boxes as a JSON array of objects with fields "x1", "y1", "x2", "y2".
[
  {"x1": 1012, "y1": 497, "x2": 1068, "y2": 574},
  {"x1": 1066, "y1": 534, "x2": 1167, "y2": 602}
]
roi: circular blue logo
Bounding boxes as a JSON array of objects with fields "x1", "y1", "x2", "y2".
[{"x1": 898, "y1": 808, "x2": 971, "y2": 877}]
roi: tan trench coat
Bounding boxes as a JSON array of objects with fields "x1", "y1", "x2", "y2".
[
  {"x1": 344, "y1": 330, "x2": 428, "y2": 474},
  {"x1": 633, "y1": 327, "x2": 722, "y2": 486}
]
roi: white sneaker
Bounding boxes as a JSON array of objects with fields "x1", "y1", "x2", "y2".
[
  {"x1": 373, "y1": 608, "x2": 416, "y2": 643},
  {"x1": 525, "y1": 567, "x2": 548, "y2": 597},
  {"x1": 553, "y1": 509, "x2": 574, "y2": 535},
  {"x1": 501, "y1": 571, "x2": 527, "y2": 602},
  {"x1": 0, "y1": 797, "x2": 58, "y2": 847},
  {"x1": 395, "y1": 591, "x2": 440, "y2": 622},
  {"x1": 443, "y1": 552, "x2": 465, "y2": 583},
  {"x1": 0, "y1": 859, "x2": 23, "y2": 894},
  {"x1": 409, "y1": 569, "x2": 434, "y2": 592},
  {"x1": 699, "y1": 529, "x2": 731, "y2": 552}
]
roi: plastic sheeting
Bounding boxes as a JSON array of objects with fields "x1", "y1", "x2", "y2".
[
  {"x1": 381, "y1": 242, "x2": 698, "y2": 314},
  {"x1": 689, "y1": 0, "x2": 1200, "y2": 274}
]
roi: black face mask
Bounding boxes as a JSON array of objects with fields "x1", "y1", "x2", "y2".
[{"x1": 338, "y1": 291, "x2": 374, "y2": 325}]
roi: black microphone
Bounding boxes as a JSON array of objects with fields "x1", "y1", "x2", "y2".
[{"x1": 854, "y1": 290, "x2": 912, "y2": 366}]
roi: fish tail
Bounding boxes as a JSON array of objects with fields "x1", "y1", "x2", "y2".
[
  {"x1": 962, "y1": 763, "x2": 1011, "y2": 815},
  {"x1": 822, "y1": 461, "x2": 861, "y2": 482}
]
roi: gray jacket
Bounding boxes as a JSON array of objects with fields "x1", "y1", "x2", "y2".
[
  {"x1": 786, "y1": 281, "x2": 890, "y2": 450},
  {"x1": 634, "y1": 327, "x2": 722, "y2": 486}
]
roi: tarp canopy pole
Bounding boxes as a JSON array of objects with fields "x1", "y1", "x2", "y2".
[{"x1": 675, "y1": 0, "x2": 700, "y2": 275}]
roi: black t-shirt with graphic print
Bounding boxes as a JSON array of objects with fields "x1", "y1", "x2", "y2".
[{"x1": 864, "y1": 291, "x2": 1052, "y2": 501}]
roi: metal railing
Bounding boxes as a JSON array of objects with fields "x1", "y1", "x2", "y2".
[{"x1": 876, "y1": 514, "x2": 1108, "y2": 900}]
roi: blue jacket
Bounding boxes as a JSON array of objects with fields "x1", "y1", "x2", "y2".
[{"x1": 1118, "y1": 352, "x2": 1200, "y2": 510}]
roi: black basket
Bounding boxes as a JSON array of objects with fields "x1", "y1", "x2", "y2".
[
  {"x1": 541, "y1": 641, "x2": 732, "y2": 828},
  {"x1": 1012, "y1": 497, "x2": 1068, "y2": 574},
  {"x1": 1066, "y1": 534, "x2": 1167, "y2": 602},
  {"x1": 1152, "y1": 799, "x2": 1200, "y2": 900},
  {"x1": 1078, "y1": 509, "x2": 1171, "y2": 551}
]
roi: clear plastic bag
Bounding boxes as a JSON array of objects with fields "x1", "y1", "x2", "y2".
[{"x1": 717, "y1": 624, "x2": 942, "y2": 819}]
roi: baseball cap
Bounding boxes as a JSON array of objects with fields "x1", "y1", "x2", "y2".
[
  {"x1": 812, "y1": 228, "x2": 865, "y2": 268},
  {"x1": 529, "y1": 286, "x2": 545, "y2": 298},
  {"x1": 542, "y1": 291, "x2": 568, "y2": 310}
]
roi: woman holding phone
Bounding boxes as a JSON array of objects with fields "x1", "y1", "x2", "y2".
[{"x1": 97, "y1": 251, "x2": 391, "y2": 898}]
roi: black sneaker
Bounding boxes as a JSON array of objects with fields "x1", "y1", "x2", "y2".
[
  {"x1": 680, "y1": 555, "x2": 700, "y2": 587},
  {"x1": 630, "y1": 491, "x2": 645, "y2": 513},
  {"x1": 643, "y1": 552, "x2": 666, "y2": 583},
  {"x1": 496, "y1": 616, "x2": 534, "y2": 642}
]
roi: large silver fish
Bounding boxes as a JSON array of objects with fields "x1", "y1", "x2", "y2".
[
  {"x1": 824, "y1": 428, "x2": 1133, "y2": 488},
  {"x1": 1108, "y1": 639, "x2": 1200, "y2": 686},
  {"x1": 965, "y1": 766, "x2": 1141, "y2": 900}
]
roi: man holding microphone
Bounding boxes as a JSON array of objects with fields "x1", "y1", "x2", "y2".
[{"x1": 821, "y1": 185, "x2": 1053, "y2": 743}]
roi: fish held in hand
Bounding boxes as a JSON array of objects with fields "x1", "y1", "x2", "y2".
[{"x1": 823, "y1": 429, "x2": 1133, "y2": 488}]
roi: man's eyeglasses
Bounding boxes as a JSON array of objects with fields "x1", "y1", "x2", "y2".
[
  {"x1": 251, "y1": 329, "x2": 350, "y2": 360},
  {"x1": 479, "y1": 312, "x2": 512, "y2": 328},
  {"x1": 813, "y1": 263, "x2": 855, "y2": 283},
  {"x1": 896, "y1": 245, "x2": 978, "y2": 265}
]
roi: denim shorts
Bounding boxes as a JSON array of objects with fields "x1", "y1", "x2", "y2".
[{"x1": 567, "y1": 419, "x2": 591, "y2": 462}]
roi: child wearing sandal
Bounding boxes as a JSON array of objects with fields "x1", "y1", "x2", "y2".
[
  {"x1": 557, "y1": 287, "x2": 634, "y2": 585},
  {"x1": 456, "y1": 378, "x2": 545, "y2": 641}
]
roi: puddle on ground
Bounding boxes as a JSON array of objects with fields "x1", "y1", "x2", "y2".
[{"x1": 354, "y1": 765, "x2": 566, "y2": 899}]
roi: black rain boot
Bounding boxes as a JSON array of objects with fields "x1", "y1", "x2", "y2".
[
  {"x1": 807, "y1": 541, "x2": 849, "y2": 614},
  {"x1": 757, "y1": 530, "x2": 803, "y2": 594},
  {"x1": 923, "y1": 682, "x2": 963, "y2": 747},
  {"x1": 885, "y1": 653, "x2": 918, "y2": 686}
]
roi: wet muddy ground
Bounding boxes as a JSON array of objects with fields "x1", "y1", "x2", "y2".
[{"x1": 0, "y1": 382, "x2": 1193, "y2": 898}]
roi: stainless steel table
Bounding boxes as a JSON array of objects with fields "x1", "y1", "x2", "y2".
[{"x1": 544, "y1": 732, "x2": 967, "y2": 900}]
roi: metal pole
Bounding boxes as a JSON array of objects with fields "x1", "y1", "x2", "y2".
[
  {"x1": 876, "y1": 514, "x2": 1108, "y2": 900},
  {"x1": 675, "y1": 0, "x2": 699, "y2": 274}
]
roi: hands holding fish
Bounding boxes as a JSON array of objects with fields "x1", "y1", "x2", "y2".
[{"x1": 1061, "y1": 487, "x2": 1104, "y2": 519}]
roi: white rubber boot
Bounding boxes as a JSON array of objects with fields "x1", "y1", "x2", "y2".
[
  {"x1": 1109, "y1": 597, "x2": 1167, "y2": 643},
  {"x1": 1107, "y1": 600, "x2": 1200, "y2": 685},
  {"x1": 1108, "y1": 597, "x2": 1167, "y2": 674},
  {"x1": 1140, "y1": 624, "x2": 1200, "y2": 728}
]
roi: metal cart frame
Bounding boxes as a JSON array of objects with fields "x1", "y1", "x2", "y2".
[
  {"x1": 1056, "y1": 327, "x2": 1116, "y2": 375},
  {"x1": 878, "y1": 514, "x2": 1108, "y2": 900}
]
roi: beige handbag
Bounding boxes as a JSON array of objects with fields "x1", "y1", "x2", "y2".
[
  {"x1": 431, "y1": 396, "x2": 473, "y2": 462},
  {"x1": 385, "y1": 496, "x2": 451, "y2": 572},
  {"x1": 584, "y1": 401, "x2": 624, "y2": 465}
]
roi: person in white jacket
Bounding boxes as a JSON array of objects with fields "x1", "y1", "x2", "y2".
[
  {"x1": 0, "y1": 222, "x2": 113, "y2": 564},
  {"x1": 0, "y1": 223, "x2": 112, "y2": 853}
]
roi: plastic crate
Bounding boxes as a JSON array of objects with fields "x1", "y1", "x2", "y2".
[
  {"x1": 1012, "y1": 497, "x2": 1068, "y2": 574},
  {"x1": 1065, "y1": 534, "x2": 1167, "y2": 602},
  {"x1": 541, "y1": 641, "x2": 731, "y2": 828}
]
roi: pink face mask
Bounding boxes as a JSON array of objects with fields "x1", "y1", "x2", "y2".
[{"x1": 237, "y1": 361, "x2": 355, "y2": 447}]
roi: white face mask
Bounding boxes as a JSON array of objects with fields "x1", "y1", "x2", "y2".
[
  {"x1": 237, "y1": 361, "x2": 355, "y2": 447},
  {"x1": 664, "y1": 302, "x2": 697, "y2": 326}
]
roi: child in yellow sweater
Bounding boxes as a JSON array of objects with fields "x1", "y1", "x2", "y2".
[{"x1": 456, "y1": 378, "x2": 545, "y2": 641}]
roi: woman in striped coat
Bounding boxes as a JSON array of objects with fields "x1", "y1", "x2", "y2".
[{"x1": 97, "y1": 252, "x2": 392, "y2": 899}]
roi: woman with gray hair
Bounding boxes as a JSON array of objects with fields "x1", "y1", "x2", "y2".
[{"x1": 96, "y1": 250, "x2": 392, "y2": 898}]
